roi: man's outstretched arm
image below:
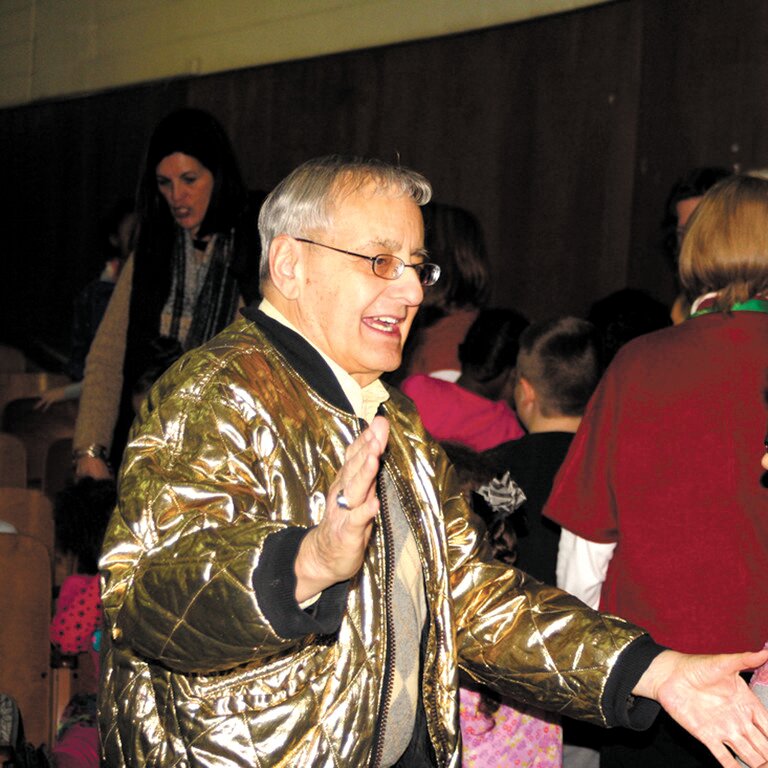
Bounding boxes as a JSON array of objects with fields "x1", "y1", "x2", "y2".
[{"x1": 634, "y1": 648, "x2": 768, "y2": 768}]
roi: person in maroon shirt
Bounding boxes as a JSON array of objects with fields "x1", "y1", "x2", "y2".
[{"x1": 545, "y1": 173, "x2": 768, "y2": 767}]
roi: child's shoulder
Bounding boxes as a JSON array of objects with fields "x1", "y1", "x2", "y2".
[{"x1": 59, "y1": 572, "x2": 99, "y2": 597}]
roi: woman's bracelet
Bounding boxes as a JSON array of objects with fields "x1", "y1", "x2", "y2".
[{"x1": 72, "y1": 444, "x2": 109, "y2": 463}]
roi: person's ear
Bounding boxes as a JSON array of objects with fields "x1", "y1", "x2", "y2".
[
  {"x1": 518, "y1": 375, "x2": 536, "y2": 408},
  {"x1": 268, "y1": 235, "x2": 303, "y2": 300}
]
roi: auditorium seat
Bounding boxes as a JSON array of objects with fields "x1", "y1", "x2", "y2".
[
  {"x1": 0, "y1": 532, "x2": 52, "y2": 748},
  {"x1": 0, "y1": 345, "x2": 27, "y2": 373},
  {"x1": 2, "y1": 398, "x2": 76, "y2": 487},
  {"x1": 0, "y1": 433, "x2": 27, "y2": 488}
]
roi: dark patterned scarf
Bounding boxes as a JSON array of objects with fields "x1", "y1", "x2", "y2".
[{"x1": 168, "y1": 228, "x2": 240, "y2": 350}]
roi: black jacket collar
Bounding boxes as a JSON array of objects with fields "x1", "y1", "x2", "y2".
[{"x1": 241, "y1": 305, "x2": 356, "y2": 415}]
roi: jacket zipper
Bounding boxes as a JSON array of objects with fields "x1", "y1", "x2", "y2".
[
  {"x1": 391, "y1": 463, "x2": 451, "y2": 766},
  {"x1": 369, "y1": 469, "x2": 395, "y2": 768}
]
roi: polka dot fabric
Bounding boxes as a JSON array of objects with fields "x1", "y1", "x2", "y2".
[{"x1": 50, "y1": 573, "x2": 103, "y2": 655}]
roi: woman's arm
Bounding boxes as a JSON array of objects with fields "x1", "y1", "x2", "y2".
[{"x1": 73, "y1": 257, "x2": 134, "y2": 478}]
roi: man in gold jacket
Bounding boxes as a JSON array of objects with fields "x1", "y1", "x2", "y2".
[{"x1": 99, "y1": 156, "x2": 768, "y2": 768}]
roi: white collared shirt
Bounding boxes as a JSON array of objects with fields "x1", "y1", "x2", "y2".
[{"x1": 258, "y1": 299, "x2": 389, "y2": 423}]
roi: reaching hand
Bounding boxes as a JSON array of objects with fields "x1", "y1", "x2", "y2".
[
  {"x1": 294, "y1": 416, "x2": 389, "y2": 603},
  {"x1": 75, "y1": 455, "x2": 113, "y2": 481},
  {"x1": 635, "y1": 648, "x2": 768, "y2": 767},
  {"x1": 35, "y1": 386, "x2": 67, "y2": 411}
]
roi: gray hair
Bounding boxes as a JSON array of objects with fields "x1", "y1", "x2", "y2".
[{"x1": 258, "y1": 155, "x2": 433, "y2": 284}]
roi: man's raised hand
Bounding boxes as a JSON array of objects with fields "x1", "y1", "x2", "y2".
[{"x1": 294, "y1": 416, "x2": 389, "y2": 603}]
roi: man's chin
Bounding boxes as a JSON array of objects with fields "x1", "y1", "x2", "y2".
[
  {"x1": 383, "y1": 351, "x2": 405, "y2": 374},
  {"x1": 383, "y1": 358, "x2": 402, "y2": 373},
  {"x1": 352, "y1": 356, "x2": 403, "y2": 386}
]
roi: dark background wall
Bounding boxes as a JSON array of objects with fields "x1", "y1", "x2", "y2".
[{"x1": 3, "y1": 0, "x2": 766, "y2": 364}]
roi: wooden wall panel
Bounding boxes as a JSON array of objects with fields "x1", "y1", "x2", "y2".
[
  {"x1": 629, "y1": 0, "x2": 768, "y2": 301},
  {"x1": 185, "y1": 0, "x2": 643, "y2": 321}
]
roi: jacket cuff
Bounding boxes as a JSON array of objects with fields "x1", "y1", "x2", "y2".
[
  {"x1": 602, "y1": 634, "x2": 667, "y2": 730},
  {"x1": 253, "y1": 526, "x2": 349, "y2": 639}
]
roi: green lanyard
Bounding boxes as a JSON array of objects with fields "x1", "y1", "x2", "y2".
[{"x1": 691, "y1": 297, "x2": 768, "y2": 318}]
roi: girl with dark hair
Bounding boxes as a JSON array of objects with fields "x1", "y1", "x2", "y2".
[
  {"x1": 50, "y1": 478, "x2": 116, "y2": 768},
  {"x1": 72, "y1": 108, "x2": 262, "y2": 479},
  {"x1": 401, "y1": 307, "x2": 528, "y2": 450}
]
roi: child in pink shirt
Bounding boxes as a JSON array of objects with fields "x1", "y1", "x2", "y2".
[{"x1": 50, "y1": 478, "x2": 115, "y2": 768}]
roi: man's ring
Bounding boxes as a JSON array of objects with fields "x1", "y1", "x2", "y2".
[{"x1": 336, "y1": 490, "x2": 351, "y2": 509}]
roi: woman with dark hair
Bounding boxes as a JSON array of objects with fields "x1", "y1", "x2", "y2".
[
  {"x1": 395, "y1": 201, "x2": 491, "y2": 382},
  {"x1": 73, "y1": 108, "x2": 261, "y2": 479}
]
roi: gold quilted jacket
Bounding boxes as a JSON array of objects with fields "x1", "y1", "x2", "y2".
[{"x1": 99, "y1": 312, "x2": 650, "y2": 768}]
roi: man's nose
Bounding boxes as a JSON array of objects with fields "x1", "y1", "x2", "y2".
[{"x1": 392, "y1": 263, "x2": 424, "y2": 305}]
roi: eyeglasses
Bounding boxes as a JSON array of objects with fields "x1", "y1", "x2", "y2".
[{"x1": 295, "y1": 237, "x2": 441, "y2": 287}]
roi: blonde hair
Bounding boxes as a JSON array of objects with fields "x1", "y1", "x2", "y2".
[{"x1": 679, "y1": 174, "x2": 768, "y2": 310}]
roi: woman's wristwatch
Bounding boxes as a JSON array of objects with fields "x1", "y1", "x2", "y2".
[{"x1": 72, "y1": 443, "x2": 109, "y2": 467}]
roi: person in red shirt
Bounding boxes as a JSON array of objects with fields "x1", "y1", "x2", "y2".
[{"x1": 545, "y1": 173, "x2": 768, "y2": 767}]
